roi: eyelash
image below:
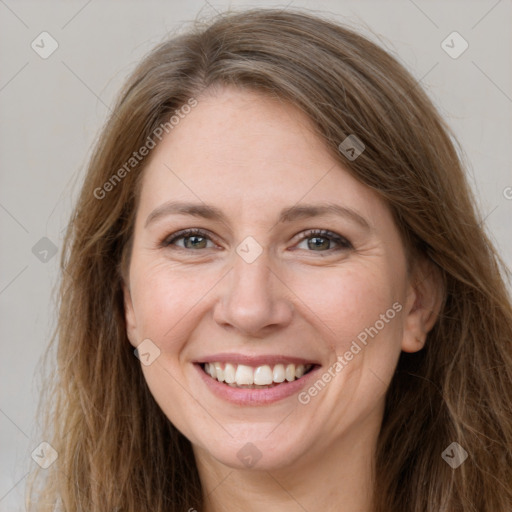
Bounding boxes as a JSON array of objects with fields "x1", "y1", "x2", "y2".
[{"x1": 161, "y1": 228, "x2": 353, "y2": 253}]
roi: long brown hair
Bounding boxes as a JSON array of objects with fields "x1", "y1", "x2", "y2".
[{"x1": 28, "y1": 8, "x2": 512, "y2": 511}]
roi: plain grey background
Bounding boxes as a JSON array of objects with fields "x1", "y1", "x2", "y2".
[{"x1": 1, "y1": 0, "x2": 511, "y2": 509}]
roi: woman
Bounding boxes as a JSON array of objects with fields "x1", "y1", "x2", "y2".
[{"x1": 29, "y1": 8, "x2": 512, "y2": 512}]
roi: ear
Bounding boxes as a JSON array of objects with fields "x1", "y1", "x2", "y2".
[
  {"x1": 402, "y1": 257, "x2": 444, "y2": 353},
  {"x1": 122, "y1": 280, "x2": 138, "y2": 348}
]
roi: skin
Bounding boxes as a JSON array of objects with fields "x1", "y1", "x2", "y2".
[{"x1": 123, "y1": 86, "x2": 441, "y2": 512}]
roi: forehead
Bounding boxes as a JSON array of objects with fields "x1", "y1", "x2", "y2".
[
  {"x1": 137, "y1": 87, "x2": 386, "y2": 227},
  {"x1": 147, "y1": 88, "x2": 330, "y2": 178}
]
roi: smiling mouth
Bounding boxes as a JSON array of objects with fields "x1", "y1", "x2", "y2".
[{"x1": 200, "y1": 362, "x2": 316, "y2": 389}]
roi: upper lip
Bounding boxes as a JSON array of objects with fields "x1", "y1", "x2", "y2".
[{"x1": 193, "y1": 353, "x2": 320, "y2": 367}]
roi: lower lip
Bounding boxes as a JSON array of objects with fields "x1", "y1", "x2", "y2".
[{"x1": 194, "y1": 363, "x2": 321, "y2": 406}]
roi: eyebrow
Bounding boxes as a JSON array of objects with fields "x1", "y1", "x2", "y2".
[{"x1": 144, "y1": 200, "x2": 371, "y2": 230}]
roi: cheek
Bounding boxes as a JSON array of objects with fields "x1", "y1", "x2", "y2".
[
  {"x1": 130, "y1": 258, "x2": 213, "y2": 342},
  {"x1": 290, "y1": 260, "x2": 405, "y2": 406},
  {"x1": 292, "y1": 262, "x2": 401, "y2": 345},
  {"x1": 139, "y1": 361, "x2": 207, "y2": 447},
  {"x1": 129, "y1": 260, "x2": 214, "y2": 440}
]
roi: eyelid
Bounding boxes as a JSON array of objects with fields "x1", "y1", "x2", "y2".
[
  {"x1": 161, "y1": 227, "x2": 353, "y2": 251},
  {"x1": 162, "y1": 228, "x2": 220, "y2": 248},
  {"x1": 292, "y1": 228, "x2": 353, "y2": 250}
]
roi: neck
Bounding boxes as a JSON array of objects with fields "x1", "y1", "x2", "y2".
[{"x1": 193, "y1": 410, "x2": 379, "y2": 512}]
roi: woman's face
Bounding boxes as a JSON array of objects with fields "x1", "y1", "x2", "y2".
[{"x1": 124, "y1": 87, "x2": 427, "y2": 472}]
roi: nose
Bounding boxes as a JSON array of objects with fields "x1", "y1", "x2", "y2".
[{"x1": 212, "y1": 251, "x2": 294, "y2": 338}]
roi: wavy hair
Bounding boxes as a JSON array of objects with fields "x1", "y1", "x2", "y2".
[{"x1": 28, "y1": 8, "x2": 512, "y2": 511}]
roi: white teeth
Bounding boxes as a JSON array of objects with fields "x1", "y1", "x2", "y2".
[
  {"x1": 214, "y1": 362, "x2": 224, "y2": 382},
  {"x1": 235, "y1": 364, "x2": 254, "y2": 385},
  {"x1": 273, "y1": 364, "x2": 285, "y2": 383},
  {"x1": 295, "y1": 365, "x2": 305, "y2": 378},
  {"x1": 204, "y1": 362, "x2": 313, "y2": 386},
  {"x1": 254, "y1": 365, "x2": 273, "y2": 385},
  {"x1": 285, "y1": 364, "x2": 295, "y2": 382},
  {"x1": 224, "y1": 363, "x2": 236, "y2": 383}
]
